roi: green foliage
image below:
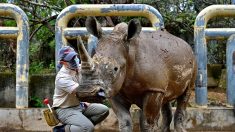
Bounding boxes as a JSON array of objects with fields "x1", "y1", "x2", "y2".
[
  {"x1": 103, "y1": 99, "x2": 112, "y2": 108},
  {"x1": 29, "y1": 42, "x2": 40, "y2": 56},
  {"x1": 49, "y1": 39, "x2": 55, "y2": 49},
  {"x1": 36, "y1": 26, "x2": 54, "y2": 42},
  {"x1": 29, "y1": 61, "x2": 44, "y2": 74},
  {"x1": 207, "y1": 40, "x2": 226, "y2": 64},
  {"x1": 3, "y1": 20, "x2": 16, "y2": 27},
  {"x1": 155, "y1": 0, "x2": 196, "y2": 35},
  {"x1": 29, "y1": 60, "x2": 55, "y2": 74},
  {"x1": 80, "y1": 0, "x2": 91, "y2": 4},
  {"x1": 49, "y1": 60, "x2": 55, "y2": 70},
  {"x1": 70, "y1": 0, "x2": 77, "y2": 4},
  {"x1": 29, "y1": 96, "x2": 44, "y2": 108}
]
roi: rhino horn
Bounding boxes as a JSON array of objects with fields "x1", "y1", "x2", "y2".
[{"x1": 77, "y1": 36, "x2": 94, "y2": 70}]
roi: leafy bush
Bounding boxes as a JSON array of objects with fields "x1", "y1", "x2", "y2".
[
  {"x1": 29, "y1": 96, "x2": 44, "y2": 108},
  {"x1": 29, "y1": 61, "x2": 44, "y2": 74}
]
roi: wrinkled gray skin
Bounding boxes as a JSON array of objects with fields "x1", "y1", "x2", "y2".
[{"x1": 78, "y1": 17, "x2": 197, "y2": 132}]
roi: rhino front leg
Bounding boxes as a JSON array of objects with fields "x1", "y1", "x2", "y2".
[
  {"x1": 110, "y1": 94, "x2": 132, "y2": 132},
  {"x1": 140, "y1": 92, "x2": 164, "y2": 132}
]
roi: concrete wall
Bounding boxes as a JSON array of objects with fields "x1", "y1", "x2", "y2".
[
  {"x1": 0, "y1": 73, "x2": 16, "y2": 107},
  {"x1": 0, "y1": 73, "x2": 55, "y2": 107}
]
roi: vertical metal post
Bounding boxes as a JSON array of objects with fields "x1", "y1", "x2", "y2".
[
  {"x1": 226, "y1": 34, "x2": 235, "y2": 106},
  {"x1": 0, "y1": 4, "x2": 29, "y2": 108},
  {"x1": 194, "y1": 26, "x2": 208, "y2": 106}
]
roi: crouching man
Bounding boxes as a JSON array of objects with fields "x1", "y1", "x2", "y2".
[{"x1": 52, "y1": 46, "x2": 109, "y2": 132}]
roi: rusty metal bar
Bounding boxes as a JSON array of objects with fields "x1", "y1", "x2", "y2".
[
  {"x1": 0, "y1": 4, "x2": 29, "y2": 108},
  {"x1": 55, "y1": 4, "x2": 164, "y2": 71},
  {"x1": 194, "y1": 5, "x2": 235, "y2": 106}
]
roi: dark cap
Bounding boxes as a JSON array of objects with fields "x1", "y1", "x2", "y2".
[{"x1": 58, "y1": 46, "x2": 77, "y2": 61}]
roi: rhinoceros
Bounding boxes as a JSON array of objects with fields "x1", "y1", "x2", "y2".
[{"x1": 77, "y1": 16, "x2": 197, "y2": 132}]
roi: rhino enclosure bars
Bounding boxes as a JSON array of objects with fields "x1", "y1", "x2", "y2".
[
  {"x1": 0, "y1": 4, "x2": 29, "y2": 108},
  {"x1": 194, "y1": 5, "x2": 235, "y2": 106},
  {"x1": 55, "y1": 4, "x2": 164, "y2": 71}
]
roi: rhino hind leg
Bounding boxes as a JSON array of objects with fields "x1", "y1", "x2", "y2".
[
  {"x1": 140, "y1": 92, "x2": 164, "y2": 132},
  {"x1": 160, "y1": 102, "x2": 172, "y2": 132},
  {"x1": 174, "y1": 84, "x2": 193, "y2": 132}
]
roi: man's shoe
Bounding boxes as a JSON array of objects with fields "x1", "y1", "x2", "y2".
[{"x1": 52, "y1": 124, "x2": 65, "y2": 132}]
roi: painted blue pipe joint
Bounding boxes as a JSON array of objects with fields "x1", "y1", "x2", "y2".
[
  {"x1": 226, "y1": 34, "x2": 235, "y2": 106},
  {"x1": 0, "y1": 4, "x2": 29, "y2": 108},
  {"x1": 55, "y1": 4, "x2": 164, "y2": 71}
]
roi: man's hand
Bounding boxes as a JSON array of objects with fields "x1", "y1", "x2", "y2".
[
  {"x1": 80, "y1": 102, "x2": 90, "y2": 109},
  {"x1": 84, "y1": 102, "x2": 90, "y2": 107}
]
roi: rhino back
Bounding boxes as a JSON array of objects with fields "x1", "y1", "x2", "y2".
[
  {"x1": 136, "y1": 30, "x2": 194, "y2": 68},
  {"x1": 123, "y1": 30, "x2": 196, "y2": 100}
]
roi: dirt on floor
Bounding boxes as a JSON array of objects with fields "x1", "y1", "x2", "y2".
[{"x1": 189, "y1": 87, "x2": 227, "y2": 107}]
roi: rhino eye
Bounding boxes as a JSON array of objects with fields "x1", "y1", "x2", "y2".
[{"x1": 114, "y1": 67, "x2": 118, "y2": 71}]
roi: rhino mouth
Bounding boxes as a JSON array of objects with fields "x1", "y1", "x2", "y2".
[
  {"x1": 77, "y1": 83, "x2": 107, "y2": 103},
  {"x1": 97, "y1": 88, "x2": 106, "y2": 98},
  {"x1": 78, "y1": 75, "x2": 107, "y2": 95}
]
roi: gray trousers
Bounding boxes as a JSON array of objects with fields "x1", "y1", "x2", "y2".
[{"x1": 56, "y1": 103, "x2": 109, "y2": 132}]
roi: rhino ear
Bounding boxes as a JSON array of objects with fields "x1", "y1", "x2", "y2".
[
  {"x1": 85, "y1": 16, "x2": 102, "y2": 39},
  {"x1": 127, "y1": 19, "x2": 142, "y2": 40}
]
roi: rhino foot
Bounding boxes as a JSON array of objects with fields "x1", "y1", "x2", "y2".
[
  {"x1": 160, "y1": 127, "x2": 171, "y2": 132},
  {"x1": 174, "y1": 125, "x2": 187, "y2": 132}
]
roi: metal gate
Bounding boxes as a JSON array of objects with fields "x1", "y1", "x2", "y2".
[
  {"x1": 55, "y1": 4, "x2": 164, "y2": 71},
  {"x1": 194, "y1": 5, "x2": 235, "y2": 106},
  {"x1": 0, "y1": 4, "x2": 29, "y2": 108}
]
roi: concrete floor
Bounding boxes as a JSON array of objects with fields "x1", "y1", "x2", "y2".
[{"x1": 0, "y1": 107, "x2": 235, "y2": 131}]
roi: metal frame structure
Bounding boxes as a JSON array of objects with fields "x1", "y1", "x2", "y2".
[
  {"x1": 55, "y1": 4, "x2": 164, "y2": 71},
  {"x1": 0, "y1": 4, "x2": 29, "y2": 108},
  {"x1": 194, "y1": 5, "x2": 235, "y2": 106}
]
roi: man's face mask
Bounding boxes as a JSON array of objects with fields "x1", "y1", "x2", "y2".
[{"x1": 67, "y1": 56, "x2": 80, "y2": 71}]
